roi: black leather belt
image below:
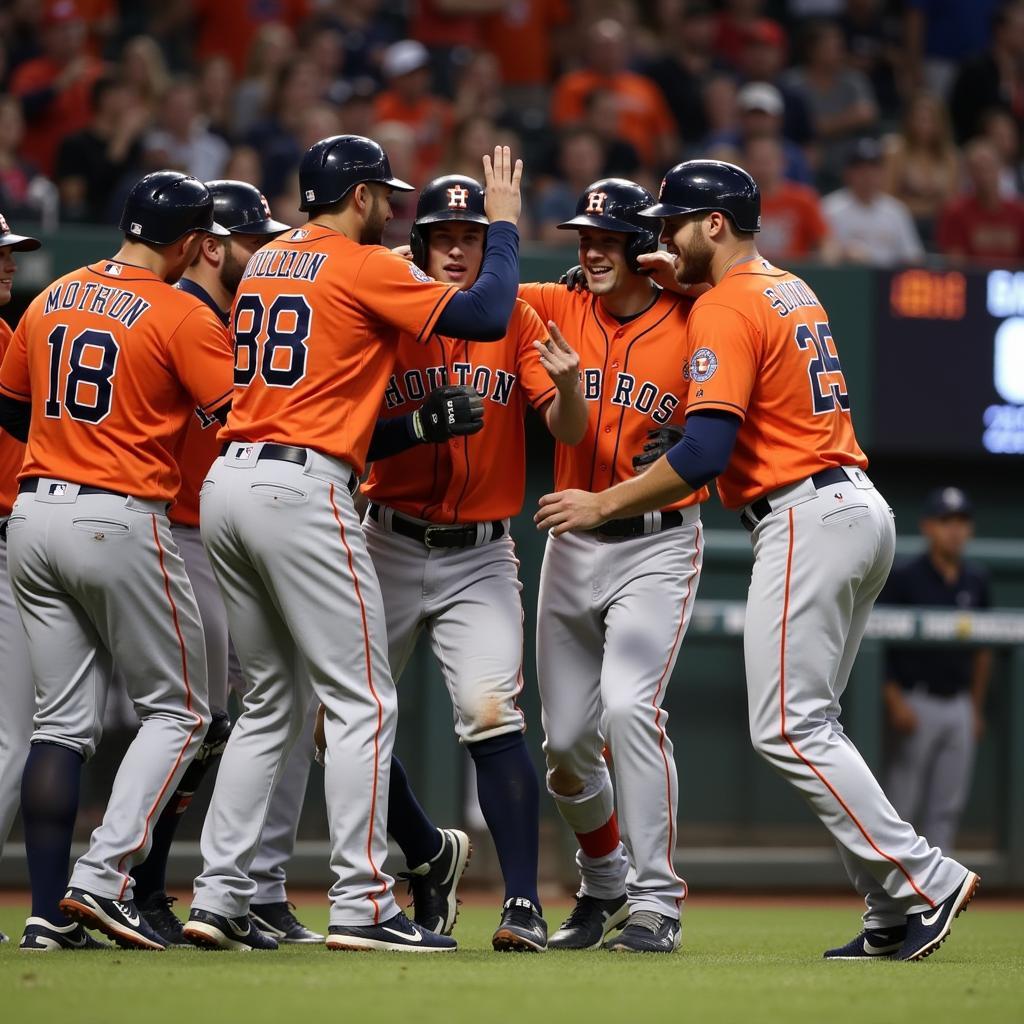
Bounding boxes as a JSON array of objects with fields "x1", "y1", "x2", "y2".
[
  {"x1": 368, "y1": 502, "x2": 505, "y2": 549},
  {"x1": 19, "y1": 478, "x2": 128, "y2": 499},
  {"x1": 593, "y1": 510, "x2": 685, "y2": 541},
  {"x1": 220, "y1": 442, "x2": 356, "y2": 494},
  {"x1": 740, "y1": 466, "x2": 853, "y2": 532}
]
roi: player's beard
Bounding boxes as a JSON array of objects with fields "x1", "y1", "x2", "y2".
[
  {"x1": 674, "y1": 224, "x2": 714, "y2": 285},
  {"x1": 220, "y1": 240, "x2": 250, "y2": 296},
  {"x1": 360, "y1": 195, "x2": 389, "y2": 246}
]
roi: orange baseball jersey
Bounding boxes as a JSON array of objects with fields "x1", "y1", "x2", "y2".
[
  {"x1": 362, "y1": 299, "x2": 554, "y2": 523},
  {"x1": 221, "y1": 225, "x2": 459, "y2": 475},
  {"x1": 0, "y1": 318, "x2": 25, "y2": 516},
  {"x1": 0, "y1": 261, "x2": 234, "y2": 502},
  {"x1": 518, "y1": 283, "x2": 708, "y2": 511},
  {"x1": 684, "y1": 257, "x2": 867, "y2": 510}
]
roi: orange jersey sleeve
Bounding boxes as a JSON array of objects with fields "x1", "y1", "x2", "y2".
[
  {"x1": 221, "y1": 226, "x2": 457, "y2": 475},
  {"x1": 686, "y1": 258, "x2": 867, "y2": 510},
  {"x1": 0, "y1": 261, "x2": 235, "y2": 502},
  {"x1": 0, "y1": 318, "x2": 26, "y2": 516},
  {"x1": 362, "y1": 299, "x2": 550, "y2": 522},
  {"x1": 519, "y1": 284, "x2": 708, "y2": 511}
]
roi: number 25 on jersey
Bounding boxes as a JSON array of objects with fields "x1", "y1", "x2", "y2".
[
  {"x1": 233, "y1": 293, "x2": 311, "y2": 389},
  {"x1": 794, "y1": 321, "x2": 849, "y2": 415}
]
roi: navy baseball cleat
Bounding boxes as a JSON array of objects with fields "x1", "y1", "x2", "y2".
[
  {"x1": 59, "y1": 887, "x2": 166, "y2": 951},
  {"x1": 20, "y1": 916, "x2": 110, "y2": 951},
  {"x1": 548, "y1": 894, "x2": 629, "y2": 950},
  {"x1": 896, "y1": 870, "x2": 980, "y2": 962},
  {"x1": 249, "y1": 901, "x2": 324, "y2": 944},
  {"x1": 401, "y1": 828, "x2": 471, "y2": 936},
  {"x1": 604, "y1": 911, "x2": 681, "y2": 953},
  {"x1": 823, "y1": 925, "x2": 906, "y2": 960},
  {"x1": 183, "y1": 909, "x2": 279, "y2": 950},
  {"x1": 327, "y1": 910, "x2": 457, "y2": 952},
  {"x1": 138, "y1": 892, "x2": 187, "y2": 947},
  {"x1": 492, "y1": 897, "x2": 548, "y2": 952},
  {"x1": 0, "y1": 929, "x2": 7, "y2": 943}
]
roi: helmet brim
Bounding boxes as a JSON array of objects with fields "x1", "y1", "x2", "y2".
[
  {"x1": 0, "y1": 232, "x2": 42, "y2": 252},
  {"x1": 636, "y1": 202, "x2": 696, "y2": 219},
  {"x1": 231, "y1": 217, "x2": 292, "y2": 236},
  {"x1": 415, "y1": 209, "x2": 489, "y2": 227},
  {"x1": 557, "y1": 213, "x2": 644, "y2": 233},
  {"x1": 382, "y1": 176, "x2": 415, "y2": 193},
  {"x1": 204, "y1": 220, "x2": 231, "y2": 237}
]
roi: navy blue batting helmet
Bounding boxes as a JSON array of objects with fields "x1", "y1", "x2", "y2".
[
  {"x1": 298, "y1": 134, "x2": 414, "y2": 213},
  {"x1": 639, "y1": 160, "x2": 761, "y2": 233},
  {"x1": 206, "y1": 180, "x2": 290, "y2": 236},
  {"x1": 0, "y1": 211, "x2": 40, "y2": 252},
  {"x1": 558, "y1": 178, "x2": 658, "y2": 273},
  {"x1": 119, "y1": 171, "x2": 228, "y2": 245},
  {"x1": 409, "y1": 175, "x2": 488, "y2": 269}
]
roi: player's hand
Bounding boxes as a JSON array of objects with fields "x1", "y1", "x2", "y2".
[
  {"x1": 314, "y1": 703, "x2": 326, "y2": 767},
  {"x1": 534, "y1": 321, "x2": 580, "y2": 394},
  {"x1": 392, "y1": 244, "x2": 414, "y2": 262},
  {"x1": 888, "y1": 697, "x2": 918, "y2": 735},
  {"x1": 558, "y1": 265, "x2": 589, "y2": 292},
  {"x1": 635, "y1": 252, "x2": 713, "y2": 298},
  {"x1": 535, "y1": 488, "x2": 609, "y2": 536},
  {"x1": 483, "y1": 145, "x2": 523, "y2": 226},
  {"x1": 413, "y1": 385, "x2": 484, "y2": 443},
  {"x1": 632, "y1": 425, "x2": 684, "y2": 473}
]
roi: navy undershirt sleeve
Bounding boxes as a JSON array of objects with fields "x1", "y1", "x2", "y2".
[
  {"x1": 433, "y1": 221, "x2": 519, "y2": 341},
  {"x1": 367, "y1": 413, "x2": 420, "y2": 462},
  {"x1": 0, "y1": 394, "x2": 31, "y2": 443},
  {"x1": 665, "y1": 410, "x2": 741, "y2": 490}
]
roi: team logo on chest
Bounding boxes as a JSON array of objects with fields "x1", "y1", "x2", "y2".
[
  {"x1": 447, "y1": 186, "x2": 469, "y2": 209},
  {"x1": 586, "y1": 191, "x2": 608, "y2": 214}
]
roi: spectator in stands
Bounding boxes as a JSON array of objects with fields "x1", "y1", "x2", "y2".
[
  {"x1": 706, "y1": 81, "x2": 813, "y2": 185},
  {"x1": 445, "y1": 114, "x2": 498, "y2": 181},
  {"x1": 451, "y1": 50, "x2": 507, "y2": 127},
  {"x1": 840, "y1": 0, "x2": 900, "y2": 119},
  {"x1": 317, "y1": 0, "x2": 400, "y2": 83},
  {"x1": 372, "y1": 119, "x2": 419, "y2": 246},
  {"x1": 337, "y1": 79, "x2": 380, "y2": 139},
  {"x1": 735, "y1": 18, "x2": 815, "y2": 148},
  {"x1": 880, "y1": 487, "x2": 992, "y2": 855},
  {"x1": 373, "y1": 39, "x2": 454, "y2": 182},
  {"x1": 197, "y1": 56, "x2": 236, "y2": 142},
  {"x1": 979, "y1": 107, "x2": 1024, "y2": 198},
  {"x1": 582, "y1": 89, "x2": 641, "y2": 179},
  {"x1": 222, "y1": 144, "x2": 264, "y2": 191},
  {"x1": 144, "y1": 77, "x2": 230, "y2": 182},
  {"x1": 533, "y1": 128, "x2": 606, "y2": 244},
  {"x1": 949, "y1": 2, "x2": 1024, "y2": 145},
  {"x1": 882, "y1": 91, "x2": 959, "y2": 244},
  {"x1": 744, "y1": 135, "x2": 835, "y2": 263},
  {"x1": 305, "y1": 26, "x2": 348, "y2": 96},
  {"x1": 9, "y1": 0, "x2": 105, "y2": 177},
  {"x1": 937, "y1": 138, "x2": 1024, "y2": 265},
  {"x1": 783, "y1": 20, "x2": 878, "y2": 190},
  {"x1": 715, "y1": 0, "x2": 783, "y2": 70},
  {"x1": 117, "y1": 35, "x2": 170, "y2": 115},
  {"x1": 0, "y1": 96, "x2": 47, "y2": 220},
  {"x1": 550, "y1": 18, "x2": 678, "y2": 170},
  {"x1": 642, "y1": 1, "x2": 719, "y2": 146},
  {"x1": 232, "y1": 23, "x2": 297, "y2": 138},
  {"x1": 701, "y1": 73, "x2": 740, "y2": 153},
  {"x1": 55, "y1": 75, "x2": 147, "y2": 223},
  {"x1": 480, "y1": 0, "x2": 572, "y2": 102},
  {"x1": 191, "y1": 0, "x2": 311, "y2": 77},
  {"x1": 822, "y1": 137, "x2": 924, "y2": 267}
]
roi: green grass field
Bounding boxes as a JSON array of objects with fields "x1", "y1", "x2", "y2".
[{"x1": 1, "y1": 901, "x2": 1021, "y2": 1023}]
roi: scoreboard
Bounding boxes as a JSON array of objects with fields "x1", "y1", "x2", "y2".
[{"x1": 873, "y1": 268, "x2": 1024, "y2": 456}]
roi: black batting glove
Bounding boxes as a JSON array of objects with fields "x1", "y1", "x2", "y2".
[
  {"x1": 558, "y1": 264, "x2": 589, "y2": 293},
  {"x1": 632, "y1": 425, "x2": 684, "y2": 472},
  {"x1": 412, "y1": 385, "x2": 485, "y2": 443}
]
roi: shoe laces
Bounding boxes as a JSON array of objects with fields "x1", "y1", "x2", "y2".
[
  {"x1": 625, "y1": 910, "x2": 664, "y2": 934},
  {"x1": 143, "y1": 893, "x2": 180, "y2": 928},
  {"x1": 558, "y1": 895, "x2": 599, "y2": 930}
]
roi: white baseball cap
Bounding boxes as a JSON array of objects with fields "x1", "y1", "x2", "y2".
[
  {"x1": 382, "y1": 40, "x2": 430, "y2": 80},
  {"x1": 738, "y1": 81, "x2": 784, "y2": 116}
]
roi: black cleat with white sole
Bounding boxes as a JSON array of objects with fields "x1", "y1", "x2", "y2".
[
  {"x1": 184, "y1": 909, "x2": 279, "y2": 950},
  {"x1": 401, "y1": 828, "x2": 471, "y2": 936},
  {"x1": 59, "y1": 887, "x2": 167, "y2": 951},
  {"x1": 20, "y1": 916, "x2": 110, "y2": 951},
  {"x1": 326, "y1": 911, "x2": 456, "y2": 952},
  {"x1": 604, "y1": 911, "x2": 681, "y2": 953},
  {"x1": 492, "y1": 897, "x2": 547, "y2": 952},
  {"x1": 823, "y1": 926, "x2": 906, "y2": 960},
  {"x1": 138, "y1": 891, "x2": 188, "y2": 947},
  {"x1": 548, "y1": 894, "x2": 629, "y2": 950},
  {"x1": 896, "y1": 870, "x2": 980, "y2": 962},
  {"x1": 249, "y1": 901, "x2": 324, "y2": 944}
]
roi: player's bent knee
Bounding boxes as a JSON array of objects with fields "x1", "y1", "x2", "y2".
[{"x1": 548, "y1": 765, "x2": 585, "y2": 797}]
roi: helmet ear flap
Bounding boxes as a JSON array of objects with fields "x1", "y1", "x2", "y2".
[
  {"x1": 409, "y1": 223, "x2": 428, "y2": 270},
  {"x1": 626, "y1": 224, "x2": 658, "y2": 274}
]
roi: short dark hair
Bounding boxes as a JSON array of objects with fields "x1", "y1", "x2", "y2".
[{"x1": 90, "y1": 75, "x2": 121, "y2": 112}]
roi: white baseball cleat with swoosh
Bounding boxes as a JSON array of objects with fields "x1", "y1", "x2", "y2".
[
  {"x1": 896, "y1": 870, "x2": 980, "y2": 962},
  {"x1": 59, "y1": 887, "x2": 167, "y2": 951},
  {"x1": 19, "y1": 916, "x2": 110, "y2": 951},
  {"x1": 326, "y1": 911, "x2": 457, "y2": 952}
]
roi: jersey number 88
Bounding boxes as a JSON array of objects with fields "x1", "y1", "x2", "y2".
[{"x1": 233, "y1": 293, "x2": 311, "y2": 389}]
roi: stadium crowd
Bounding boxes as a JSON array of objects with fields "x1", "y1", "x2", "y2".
[{"x1": 1, "y1": 0, "x2": 1024, "y2": 265}]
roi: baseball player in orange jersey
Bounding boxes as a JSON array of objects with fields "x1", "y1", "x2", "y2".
[
  {"x1": 358, "y1": 173, "x2": 587, "y2": 952},
  {"x1": 187, "y1": 138, "x2": 524, "y2": 952},
  {"x1": 536, "y1": 160, "x2": 979, "y2": 963},
  {"x1": 126, "y1": 180, "x2": 322, "y2": 946},
  {"x1": 0, "y1": 214, "x2": 41, "y2": 947},
  {"x1": 0, "y1": 171, "x2": 235, "y2": 951},
  {"x1": 518, "y1": 178, "x2": 709, "y2": 954}
]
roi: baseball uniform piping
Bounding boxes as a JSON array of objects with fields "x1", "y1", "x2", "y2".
[
  {"x1": 328, "y1": 482, "x2": 388, "y2": 923},
  {"x1": 116, "y1": 515, "x2": 205, "y2": 899},
  {"x1": 650, "y1": 520, "x2": 702, "y2": 908},
  {"x1": 777, "y1": 507, "x2": 936, "y2": 909}
]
